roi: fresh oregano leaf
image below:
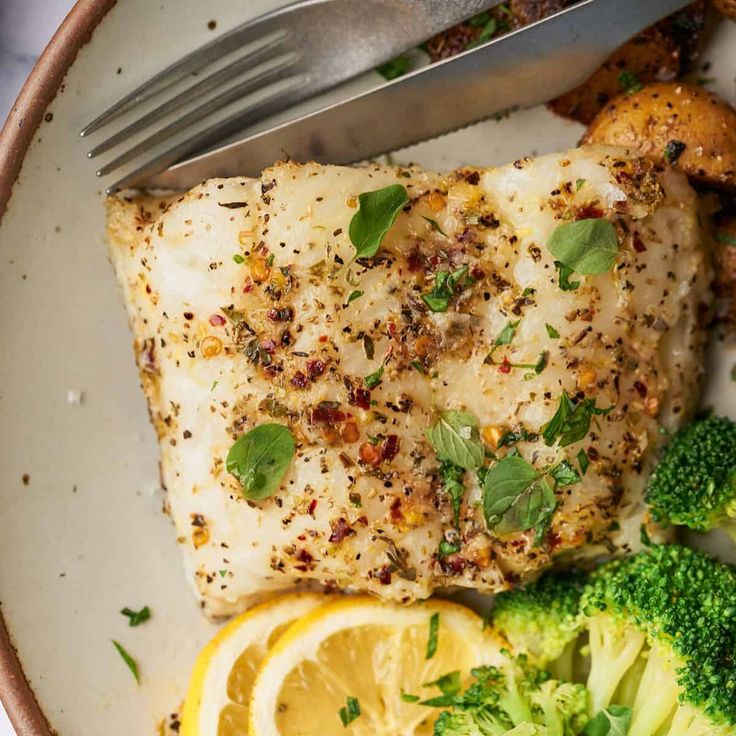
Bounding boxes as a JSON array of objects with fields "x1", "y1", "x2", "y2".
[
  {"x1": 226, "y1": 423, "x2": 296, "y2": 500},
  {"x1": 482, "y1": 455, "x2": 540, "y2": 526},
  {"x1": 548, "y1": 218, "x2": 619, "y2": 275},
  {"x1": 583, "y1": 705, "x2": 633, "y2": 736},
  {"x1": 427, "y1": 411, "x2": 484, "y2": 471},
  {"x1": 349, "y1": 184, "x2": 408, "y2": 259}
]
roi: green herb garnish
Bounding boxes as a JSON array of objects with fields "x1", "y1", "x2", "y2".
[
  {"x1": 549, "y1": 459, "x2": 581, "y2": 486},
  {"x1": 438, "y1": 540, "x2": 461, "y2": 558},
  {"x1": 542, "y1": 391, "x2": 611, "y2": 448},
  {"x1": 346, "y1": 290, "x2": 364, "y2": 305},
  {"x1": 575, "y1": 178, "x2": 586, "y2": 191},
  {"x1": 426, "y1": 411, "x2": 484, "y2": 471},
  {"x1": 400, "y1": 692, "x2": 420, "y2": 703},
  {"x1": 232, "y1": 254, "x2": 245, "y2": 264},
  {"x1": 226, "y1": 424, "x2": 296, "y2": 500},
  {"x1": 338, "y1": 696, "x2": 362, "y2": 727},
  {"x1": 349, "y1": 184, "x2": 408, "y2": 260},
  {"x1": 426, "y1": 612, "x2": 440, "y2": 659},
  {"x1": 483, "y1": 455, "x2": 558, "y2": 544},
  {"x1": 555, "y1": 261, "x2": 581, "y2": 291},
  {"x1": 376, "y1": 55, "x2": 410, "y2": 81},
  {"x1": 577, "y1": 448, "x2": 590, "y2": 475},
  {"x1": 112, "y1": 640, "x2": 139, "y2": 683},
  {"x1": 618, "y1": 69, "x2": 643, "y2": 94},
  {"x1": 421, "y1": 670, "x2": 463, "y2": 706},
  {"x1": 548, "y1": 219, "x2": 619, "y2": 286},
  {"x1": 120, "y1": 606, "x2": 151, "y2": 627},
  {"x1": 545, "y1": 323, "x2": 560, "y2": 339},
  {"x1": 364, "y1": 365, "x2": 385, "y2": 389},
  {"x1": 422, "y1": 216, "x2": 448, "y2": 237},
  {"x1": 422, "y1": 265, "x2": 473, "y2": 312}
]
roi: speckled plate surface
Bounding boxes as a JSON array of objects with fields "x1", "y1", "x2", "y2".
[{"x1": 1, "y1": 3, "x2": 736, "y2": 735}]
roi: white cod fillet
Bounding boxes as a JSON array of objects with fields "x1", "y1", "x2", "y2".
[{"x1": 107, "y1": 146, "x2": 708, "y2": 618}]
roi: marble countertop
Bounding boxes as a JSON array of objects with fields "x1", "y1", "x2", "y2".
[{"x1": 0, "y1": 3, "x2": 75, "y2": 732}]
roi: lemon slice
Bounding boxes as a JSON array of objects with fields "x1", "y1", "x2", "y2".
[
  {"x1": 249, "y1": 597, "x2": 506, "y2": 736},
  {"x1": 181, "y1": 592, "x2": 328, "y2": 736}
]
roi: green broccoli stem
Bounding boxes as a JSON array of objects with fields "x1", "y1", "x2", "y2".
[
  {"x1": 585, "y1": 615, "x2": 646, "y2": 715},
  {"x1": 627, "y1": 644, "x2": 680, "y2": 736},
  {"x1": 666, "y1": 704, "x2": 732, "y2": 736},
  {"x1": 497, "y1": 664, "x2": 534, "y2": 726},
  {"x1": 530, "y1": 681, "x2": 564, "y2": 736},
  {"x1": 548, "y1": 639, "x2": 577, "y2": 683}
]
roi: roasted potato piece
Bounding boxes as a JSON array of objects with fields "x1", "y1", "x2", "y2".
[
  {"x1": 548, "y1": 3, "x2": 704, "y2": 124},
  {"x1": 712, "y1": 0, "x2": 736, "y2": 19},
  {"x1": 582, "y1": 82, "x2": 736, "y2": 191},
  {"x1": 548, "y1": 28, "x2": 680, "y2": 125}
]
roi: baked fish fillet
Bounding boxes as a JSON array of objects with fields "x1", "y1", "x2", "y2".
[{"x1": 107, "y1": 146, "x2": 708, "y2": 618}]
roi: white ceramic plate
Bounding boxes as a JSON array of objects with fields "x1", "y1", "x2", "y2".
[{"x1": 1, "y1": 3, "x2": 735, "y2": 734}]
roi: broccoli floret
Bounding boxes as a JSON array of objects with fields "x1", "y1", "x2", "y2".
[
  {"x1": 493, "y1": 570, "x2": 587, "y2": 680},
  {"x1": 432, "y1": 655, "x2": 589, "y2": 736},
  {"x1": 488, "y1": 544, "x2": 736, "y2": 735},
  {"x1": 646, "y1": 416, "x2": 736, "y2": 541}
]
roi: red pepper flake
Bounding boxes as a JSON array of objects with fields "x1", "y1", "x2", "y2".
[
  {"x1": 353, "y1": 388, "x2": 371, "y2": 410},
  {"x1": 267, "y1": 306, "x2": 294, "y2": 323},
  {"x1": 576, "y1": 204, "x2": 604, "y2": 220},
  {"x1": 357, "y1": 515, "x2": 369, "y2": 526},
  {"x1": 440, "y1": 555, "x2": 467, "y2": 575},
  {"x1": 633, "y1": 380, "x2": 647, "y2": 397},
  {"x1": 183, "y1": 311, "x2": 194, "y2": 320},
  {"x1": 209, "y1": 314, "x2": 226, "y2": 327},
  {"x1": 291, "y1": 371, "x2": 309, "y2": 388},
  {"x1": 376, "y1": 566, "x2": 392, "y2": 585},
  {"x1": 407, "y1": 251, "x2": 424, "y2": 272},
  {"x1": 498, "y1": 357, "x2": 512, "y2": 374},
  {"x1": 307, "y1": 499, "x2": 318, "y2": 517},
  {"x1": 470, "y1": 266, "x2": 485, "y2": 280},
  {"x1": 310, "y1": 404, "x2": 346, "y2": 424},
  {"x1": 243, "y1": 278, "x2": 254, "y2": 293},
  {"x1": 632, "y1": 232, "x2": 647, "y2": 253},
  {"x1": 547, "y1": 531, "x2": 563, "y2": 551},
  {"x1": 260, "y1": 339, "x2": 276, "y2": 353},
  {"x1": 387, "y1": 322, "x2": 397, "y2": 338},
  {"x1": 359, "y1": 442, "x2": 382, "y2": 465},
  {"x1": 318, "y1": 335, "x2": 328, "y2": 343},
  {"x1": 328, "y1": 517, "x2": 355, "y2": 543},
  {"x1": 295, "y1": 548, "x2": 314, "y2": 572},
  {"x1": 339, "y1": 421, "x2": 360, "y2": 444},
  {"x1": 587, "y1": 447, "x2": 600, "y2": 461},
  {"x1": 390, "y1": 497, "x2": 402, "y2": 522},
  {"x1": 306, "y1": 359, "x2": 326, "y2": 380},
  {"x1": 381, "y1": 434, "x2": 400, "y2": 462}
]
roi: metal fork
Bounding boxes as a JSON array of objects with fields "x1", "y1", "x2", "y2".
[{"x1": 82, "y1": 0, "x2": 499, "y2": 177}]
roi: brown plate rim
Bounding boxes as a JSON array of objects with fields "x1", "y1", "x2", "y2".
[{"x1": 0, "y1": 0, "x2": 116, "y2": 732}]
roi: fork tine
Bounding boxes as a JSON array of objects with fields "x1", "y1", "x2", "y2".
[
  {"x1": 87, "y1": 41, "x2": 289, "y2": 159},
  {"x1": 106, "y1": 76, "x2": 305, "y2": 193},
  {"x1": 80, "y1": 26, "x2": 290, "y2": 137},
  {"x1": 96, "y1": 55, "x2": 301, "y2": 177}
]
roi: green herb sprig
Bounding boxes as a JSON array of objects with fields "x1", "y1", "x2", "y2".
[{"x1": 226, "y1": 424, "x2": 296, "y2": 500}]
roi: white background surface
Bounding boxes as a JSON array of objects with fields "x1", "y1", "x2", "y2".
[{"x1": 0, "y1": 2, "x2": 76, "y2": 732}]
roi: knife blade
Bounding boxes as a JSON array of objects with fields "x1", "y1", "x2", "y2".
[{"x1": 122, "y1": 0, "x2": 692, "y2": 192}]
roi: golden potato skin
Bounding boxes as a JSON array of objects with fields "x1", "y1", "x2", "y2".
[
  {"x1": 548, "y1": 28, "x2": 680, "y2": 125},
  {"x1": 582, "y1": 82, "x2": 736, "y2": 191}
]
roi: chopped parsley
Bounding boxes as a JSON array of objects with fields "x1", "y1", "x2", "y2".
[
  {"x1": 400, "y1": 692, "x2": 420, "y2": 703},
  {"x1": 232, "y1": 254, "x2": 245, "y2": 264},
  {"x1": 376, "y1": 55, "x2": 410, "y2": 81},
  {"x1": 426, "y1": 612, "x2": 440, "y2": 659},
  {"x1": 338, "y1": 696, "x2": 362, "y2": 727},
  {"x1": 545, "y1": 323, "x2": 560, "y2": 339},
  {"x1": 120, "y1": 606, "x2": 151, "y2": 627},
  {"x1": 577, "y1": 448, "x2": 590, "y2": 475},
  {"x1": 422, "y1": 216, "x2": 448, "y2": 237},
  {"x1": 542, "y1": 391, "x2": 612, "y2": 448},
  {"x1": 346, "y1": 289, "x2": 364, "y2": 305},
  {"x1": 422, "y1": 265, "x2": 473, "y2": 312},
  {"x1": 112, "y1": 640, "x2": 139, "y2": 683},
  {"x1": 555, "y1": 261, "x2": 581, "y2": 291},
  {"x1": 364, "y1": 365, "x2": 385, "y2": 389}
]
